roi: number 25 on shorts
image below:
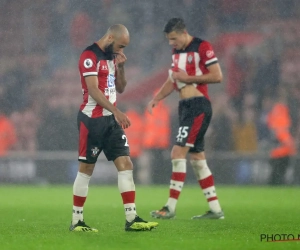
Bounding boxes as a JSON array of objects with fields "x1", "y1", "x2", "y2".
[{"x1": 176, "y1": 126, "x2": 189, "y2": 142}]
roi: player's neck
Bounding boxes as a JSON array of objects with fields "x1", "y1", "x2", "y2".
[
  {"x1": 96, "y1": 38, "x2": 106, "y2": 52},
  {"x1": 182, "y1": 35, "x2": 194, "y2": 50}
]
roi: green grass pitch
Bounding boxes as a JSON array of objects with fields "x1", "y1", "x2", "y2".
[{"x1": 0, "y1": 185, "x2": 299, "y2": 250}]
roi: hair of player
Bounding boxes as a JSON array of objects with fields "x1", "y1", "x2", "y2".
[
  {"x1": 163, "y1": 18, "x2": 186, "y2": 34},
  {"x1": 106, "y1": 24, "x2": 129, "y2": 38}
]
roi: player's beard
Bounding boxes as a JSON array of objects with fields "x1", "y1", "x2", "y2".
[{"x1": 105, "y1": 41, "x2": 114, "y2": 55}]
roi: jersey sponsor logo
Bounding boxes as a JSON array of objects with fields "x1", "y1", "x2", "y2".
[
  {"x1": 187, "y1": 55, "x2": 193, "y2": 63},
  {"x1": 104, "y1": 87, "x2": 116, "y2": 95},
  {"x1": 206, "y1": 50, "x2": 214, "y2": 58},
  {"x1": 83, "y1": 59, "x2": 93, "y2": 68},
  {"x1": 107, "y1": 73, "x2": 115, "y2": 88}
]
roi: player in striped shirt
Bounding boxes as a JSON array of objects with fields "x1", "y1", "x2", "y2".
[
  {"x1": 148, "y1": 18, "x2": 224, "y2": 220},
  {"x1": 70, "y1": 24, "x2": 158, "y2": 232}
]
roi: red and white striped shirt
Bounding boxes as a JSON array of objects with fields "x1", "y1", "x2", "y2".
[
  {"x1": 78, "y1": 43, "x2": 117, "y2": 118},
  {"x1": 172, "y1": 37, "x2": 218, "y2": 99}
]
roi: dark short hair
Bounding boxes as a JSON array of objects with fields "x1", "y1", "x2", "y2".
[{"x1": 163, "y1": 18, "x2": 186, "y2": 34}]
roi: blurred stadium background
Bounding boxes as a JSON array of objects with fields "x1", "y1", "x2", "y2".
[{"x1": 0, "y1": 0, "x2": 300, "y2": 186}]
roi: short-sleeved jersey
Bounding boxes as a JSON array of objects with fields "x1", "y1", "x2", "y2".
[
  {"x1": 78, "y1": 43, "x2": 117, "y2": 118},
  {"x1": 172, "y1": 37, "x2": 218, "y2": 99}
]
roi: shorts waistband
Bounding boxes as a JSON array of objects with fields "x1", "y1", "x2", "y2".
[{"x1": 179, "y1": 96, "x2": 209, "y2": 104}]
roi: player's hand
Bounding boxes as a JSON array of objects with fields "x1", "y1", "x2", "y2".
[
  {"x1": 115, "y1": 52, "x2": 127, "y2": 67},
  {"x1": 147, "y1": 99, "x2": 159, "y2": 114},
  {"x1": 113, "y1": 109, "x2": 131, "y2": 129},
  {"x1": 172, "y1": 69, "x2": 190, "y2": 83}
]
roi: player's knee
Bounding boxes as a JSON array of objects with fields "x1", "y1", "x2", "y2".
[
  {"x1": 114, "y1": 156, "x2": 133, "y2": 171},
  {"x1": 190, "y1": 159, "x2": 208, "y2": 171},
  {"x1": 190, "y1": 151, "x2": 206, "y2": 160},
  {"x1": 171, "y1": 145, "x2": 188, "y2": 159},
  {"x1": 79, "y1": 162, "x2": 95, "y2": 176}
]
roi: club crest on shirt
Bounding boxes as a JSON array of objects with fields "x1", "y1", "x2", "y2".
[
  {"x1": 91, "y1": 147, "x2": 99, "y2": 157},
  {"x1": 206, "y1": 50, "x2": 214, "y2": 58},
  {"x1": 84, "y1": 59, "x2": 93, "y2": 69},
  {"x1": 187, "y1": 55, "x2": 193, "y2": 63}
]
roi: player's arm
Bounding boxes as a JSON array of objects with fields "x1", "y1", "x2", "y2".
[
  {"x1": 85, "y1": 76, "x2": 130, "y2": 128},
  {"x1": 80, "y1": 50, "x2": 130, "y2": 127},
  {"x1": 172, "y1": 40, "x2": 223, "y2": 84},
  {"x1": 153, "y1": 77, "x2": 174, "y2": 101},
  {"x1": 86, "y1": 76, "x2": 118, "y2": 113},
  {"x1": 115, "y1": 52, "x2": 127, "y2": 93},
  {"x1": 147, "y1": 77, "x2": 174, "y2": 114},
  {"x1": 182, "y1": 63, "x2": 223, "y2": 84}
]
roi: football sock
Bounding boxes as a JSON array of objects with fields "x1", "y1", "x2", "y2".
[
  {"x1": 191, "y1": 160, "x2": 222, "y2": 213},
  {"x1": 72, "y1": 172, "x2": 91, "y2": 225},
  {"x1": 118, "y1": 170, "x2": 137, "y2": 222},
  {"x1": 166, "y1": 159, "x2": 187, "y2": 212}
]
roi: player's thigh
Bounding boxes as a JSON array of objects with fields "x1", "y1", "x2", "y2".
[
  {"x1": 176, "y1": 97, "x2": 212, "y2": 149},
  {"x1": 77, "y1": 111, "x2": 104, "y2": 164},
  {"x1": 175, "y1": 109, "x2": 195, "y2": 147},
  {"x1": 188, "y1": 112, "x2": 211, "y2": 155},
  {"x1": 171, "y1": 145, "x2": 190, "y2": 159},
  {"x1": 78, "y1": 162, "x2": 96, "y2": 176},
  {"x1": 102, "y1": 125, "x2": 130, "y2": 162},
  {"x1": 189, "y1": 149, "x2": 206, "y2": 160}
]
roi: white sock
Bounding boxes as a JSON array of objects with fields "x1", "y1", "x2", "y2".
[
  {"x1": 166, "y1": 159, "x2": 187, "y2": 212},
  {"x1": 191, "y1": 160, "x2": 222, "y2": 213},
  {"x1": 72, "y1": 172, "x2": 91, "y2": 225},
  {"x1": 118, "y1": 170, "x2": 137, "y2": 222}
]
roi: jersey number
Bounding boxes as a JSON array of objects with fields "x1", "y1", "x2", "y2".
[
  {"x1": 176, "y1": 126, "x2": 189, "y2": 142},
  {"x1": 122, "y1": 135, "x2": 129, "y2": 146}
]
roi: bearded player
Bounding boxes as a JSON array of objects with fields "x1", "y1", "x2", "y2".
[{"x1": 70, "y1": 24, "x2": 158, "y2": 232}]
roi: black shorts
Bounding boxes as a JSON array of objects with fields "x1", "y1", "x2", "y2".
[
  {"x1": 77, "y1": 111, "x2": 129, "y2": 163},
  {"x1": 176, "y1": 96, "x2": 212, "y2": 153}
]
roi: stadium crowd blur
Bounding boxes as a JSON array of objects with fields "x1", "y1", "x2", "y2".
[{"x1": 1, "y1": 0, "x2": 300, "y2": 184}]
